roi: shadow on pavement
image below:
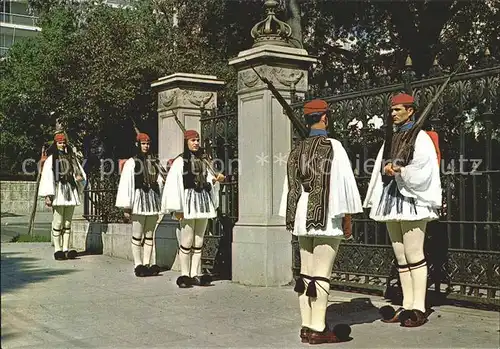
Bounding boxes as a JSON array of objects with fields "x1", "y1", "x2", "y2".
[
  {"x1": 0, "y1": 331, "x2": 22, "y2": 345},
  {"x1": 1, "y1": 251, "x2": 76, "y2": 294},
  {"x1": 326, "y1": 297, "x2": 382, "y2": 327}
]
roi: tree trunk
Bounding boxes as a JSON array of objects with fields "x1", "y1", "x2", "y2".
[{"x1": 285, "y1": 0, "x2": 303, "y2": 48}]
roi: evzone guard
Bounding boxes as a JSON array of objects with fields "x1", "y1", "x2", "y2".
[
  {"x1": 116, "y1": 131, "x2": 163, "y2": 277},
  {"x1": 279, "y1": 99, "x2": 363, "y2": 344},
  {"x1": 363, "y1": 93, "x2": 442, "y2": 327},
  {"x1": 161, "y1": 129, "x2": 225, "y2": 288},
  {"x1": 38, "y1": 132, "x2": 86, "y2": 260}
]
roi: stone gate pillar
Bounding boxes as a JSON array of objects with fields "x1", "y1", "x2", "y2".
[
  {"x1": 228, "y1": 1, "x2": 316, "y2": 286},
  {"x1": 151, "y1": 73, "x2": 225, "y2": 268}
]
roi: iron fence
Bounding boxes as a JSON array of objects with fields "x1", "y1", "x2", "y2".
[{"x1": 199, "y1": 105, "x2": 238, "y2": 279}]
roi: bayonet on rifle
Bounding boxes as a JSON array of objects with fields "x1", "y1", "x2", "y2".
[{"x1": 173, "y1": 111, "x2": 187, "y2": 133}]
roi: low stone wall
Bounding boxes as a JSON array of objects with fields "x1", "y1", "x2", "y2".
[
  {"x1": 71, "y1": 217, "x2": 181, "y2": 270},
  {"x1": 0, "y1": 180, "x2": 52, "y2": 215}
]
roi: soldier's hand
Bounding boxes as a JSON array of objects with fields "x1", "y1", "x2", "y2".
[
  {"x1": 383, "y1": 164, "x2": 395, "y2": 176},
  {"x1": 174, "y1": 212, "x2": 184, "y2": 220},
  {"x1": 75, "y1": 175, "x2": 83, "y2": 182},
  {"x1": 215, "y1": 173, "x2": 225, "y2": 183},
  {"x1": 45, "y1": 196, "x2": 52, "y2": 207},
  {"x1": 123, "y1": 211, "x2": 131, "y2": 222},
  {"x1": 391, "y1": 165, "x2": 402, "y2": 173}
]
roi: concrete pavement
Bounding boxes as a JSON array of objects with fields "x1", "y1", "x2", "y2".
[{"x1": 1, "y1": 243, "x2": 499, "y2": 348}]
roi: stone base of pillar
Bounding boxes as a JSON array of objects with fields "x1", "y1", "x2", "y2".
[
  {"x1": 232, "y1": 224, "x2": 292, "y2": 286},
  {"x1": 153, "y1": 216, "x2": 181, "y2": 271}
]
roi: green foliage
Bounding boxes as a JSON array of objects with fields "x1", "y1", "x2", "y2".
[
  {"x1": 299, "y1": 0, "x2": 499, "y2": 85},
  {"x1": 12, "y1": 234, "x2": 51, "y2": 243}
]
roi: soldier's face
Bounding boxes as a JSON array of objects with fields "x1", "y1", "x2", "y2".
[
  {"x1": 187, "y1": 138, "x2": 200, "y2": 152},
  {"x1": 391, "y1": 104, "x2": 414, "y2": 125},
  {"x1": 56, "y1": 141, "x2": 66, "y2": 151},
  {"x1": 140, "y1": 141, "x2": 150, "y2": 154}
]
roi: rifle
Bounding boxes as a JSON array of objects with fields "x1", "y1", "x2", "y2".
[
  {"x1": 171, "y1": 110, "x2": 219, "y2": 178},
  {"x1": 392, "y1": 60, "x2": 465, "y2": 165},
  {"x1": 28, "y1": 145, "x2": 47, "y2": 237},
  {"x1": 247, "y1": 64, "x2": 309, "y2": 139}
]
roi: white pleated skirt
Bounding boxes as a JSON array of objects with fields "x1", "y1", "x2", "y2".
[
  {"x1": 132, "y1": 188, "x2": 162, "y2": 215},
  {"x1": 52, "y1": 182, "x2": 81, "y2": 206},
  {"x1": 292, "y1": 192, "x2": 345, "y2": 237},
  {"x1": 369, "y1": 180, "x2": 439, "y2": 222},
  {"x1": 182, "y1": 188, "x2": 217, "y2": 219}
]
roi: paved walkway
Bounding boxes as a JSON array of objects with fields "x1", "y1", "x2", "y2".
[{"x1": 1, "y1": 243, "x2": 499, "y2": 348}]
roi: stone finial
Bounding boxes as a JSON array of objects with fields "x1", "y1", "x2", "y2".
[{"x1": 251, "y1": 0, "x2": 293, "y2": 48}]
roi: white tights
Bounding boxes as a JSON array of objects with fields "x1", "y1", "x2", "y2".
[
  {"x1": 131, "y1": 214, "x2": 158, "y2": 267},
  {"x1": 52, "y1": 206, "x2": 75, "y2": 253},
  {"x1": 386, "y1": 220, "x2": 428, "y2": 312},
  {"x1": 177, "y1": 218, "x2": 208, "y2": 277},
  {"x1": 297, "y1": 236, "x2": 341, "y2": 332}
]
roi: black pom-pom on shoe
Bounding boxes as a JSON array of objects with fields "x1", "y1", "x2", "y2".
[
  {"x1": 332, "y1": 324, "x2": 351, "y2": 341},
  {"x1": 176, "y1": 275, "x2": 192, "y2": 288},
  {"x1": 399, "y1": 310, "x2": 415, "y2": 324},
  {"x1": 379, "y1": 305, "x2": 396, "y2": 320},
  {"x1": 54, "y1": 251, "x2": 66, "y2": 261},
  {"x1": 148, "y1": 264, "x2": 161, "y2": 276},
  {"x1": 200, "y1": 274, "x2": 212, "y2": 286},
  {"x1": 66, "y1": 250, "x2": 77, "y2": 259},
  {"x1": 134, "y1": 265, "x2": 148, "y2": 277}
]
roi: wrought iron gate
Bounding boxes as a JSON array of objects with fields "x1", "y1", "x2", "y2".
[
  {"x1": 200, "y1": 105, "x2": 238, "y2": 280},
  {"x1": 290, "y1": 62, "x2": 500, "y2": 308}
]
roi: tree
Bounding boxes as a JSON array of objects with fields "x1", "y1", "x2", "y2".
[
  {"x1": 294, "y1": 0, "x2": 499, "y2": 86},
  {"x1": 284, "y1": 0, "x2": 303, "y2": 49},
  {"x1": 0, "y1": 6, "x2": 80, "y2": 175}
]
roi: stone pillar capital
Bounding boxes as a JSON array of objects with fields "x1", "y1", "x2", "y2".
[
  {"x1": 152, "y1": 73, "x2": 225, "y2": 113},
  {"x1": 229, "y1": 45, "x2": 317, "y2": 95}
]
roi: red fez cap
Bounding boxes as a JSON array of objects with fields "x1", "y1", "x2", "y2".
[
  {"x1": 136, "y1": 132, "x2": 150, "y2": 142},
  {"x1": 54, "y1": 133, "x2": 66, "y2": 142},
  {"x1": 184, "y1": 130, "x2": 199, "y2": 140},
  {"x1": 304, "y1": 99, "x2": 328, "y2": 115},
  {"x1": 391, "y1": 93, "x2": 414, "y2": 106}
]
